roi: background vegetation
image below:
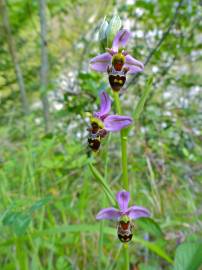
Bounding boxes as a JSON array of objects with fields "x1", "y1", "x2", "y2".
[{"x1": 0, "y1": 0, "x2": 201, "y2": 269}]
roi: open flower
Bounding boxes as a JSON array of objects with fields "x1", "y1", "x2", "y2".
[
  {"x1": 90, "y1": 29, "x2": 144, "y2": 75},
  {"x1": 96, "y1": 190, "x2": 150, "y2": 220},
  {"x1": 89, "y1": 90, "x2": 132, "y2": 134},
  {"x1": 96, "y1": 190, "x2": 150, "y2": 242},
  {"x1": 88, "y1": 91, "x2": 132, "y2": 151}
]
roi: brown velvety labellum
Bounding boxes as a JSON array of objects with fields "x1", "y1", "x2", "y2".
[
  {"x1": 117, "y1": 220, "x2": 134, "y2": 243},
  {"x1": 118, "y1": 234, "x2": 133, "y2": 243},
  {"x1": 88, "y1": 137, "x2": 100, "y2": 151},
  {"x1": 108, "y1": 74, "x2": 126, "y2": 92}
]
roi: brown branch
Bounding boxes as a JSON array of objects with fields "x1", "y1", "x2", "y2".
[
  {"x1": 0, "y1": 0, "x2": 30, "y2": 116},
  {"x1": 39, "y1": 0, "x2": 51, "y2": 133},
  {"x1": 154, "y1": 56, "x2": 177, "y2": 86}
]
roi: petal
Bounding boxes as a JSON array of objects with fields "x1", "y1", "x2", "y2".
[
  {"x1": 116, "y1": 190, "x2": 130, "y2": 212},
  {"x1": 99, "y1": 91, "x2": 111, "y2": 117},
  {"x1": 104, "y1": 115, "x2": 132, "y2": 132},
  {"x1": 125, "y1": 54, "x2": 144, "y2": 69},
  {"x1": 96, "y1": 207, "x2": 121, "y2": 220},
  {"x1": 112, "y1": 29, "x2": 131, "y2": 51},
  {"x1": 126, "y1": 206, "x2": 150, "y2": 220},
  {"x1": 106, "y1": 48, "x2": 116, "y2": 56},
  {"x1": 124, "y1": 54, "x2": 144, "y2": 74},
  {"x1": 90, "y1": 53, "x2": 111, "y2": 72}
]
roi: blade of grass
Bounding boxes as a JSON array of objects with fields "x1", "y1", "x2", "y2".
[
  {"x1": 89, "y1": 163, "x2": 116, "y2": 206},
  {"x1": 105, "y1": 243, "x2": 122, "y2": 270},
  {"x1": 134, "y1": 237, "x2": 174, "y2": 264},
  {"x1": 126, "y1": 76, "x2": 153, "y2": 136},
  {"x1": 1, "y1": 224, "x2": 173, "y2": 264},
  {"x1": 133, "y1": 76, "x2": 153, "y2": 120}
]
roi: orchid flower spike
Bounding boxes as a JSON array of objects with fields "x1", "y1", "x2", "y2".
[
  {"x1": 90, "y1": 29, "x2": 144, "y2": 75},
  {"x1": 96, "y1": 190, "x2": 150, "y2": 220},
  {"x1": 87, "y1": 91, "x2": 132, "y2": 151}
]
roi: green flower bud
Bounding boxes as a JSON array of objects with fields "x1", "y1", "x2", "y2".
[
  {"x1": 98, "y1": 17, "x2": 109, "y2": 52},
  {"x1": 106, "y1": 15, "x2": 122, "y2": 48}
]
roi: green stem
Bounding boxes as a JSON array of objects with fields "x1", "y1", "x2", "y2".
[
  {"x1": 113, "y1": 92, "x2": 129, "y2": 190},
  {"x1": 98, "y1": 218, "x2": 104, "y2": 270},
  {"x1": 123, "y1": 244, "x2": 129, "y2": 270},
  {"x1": 98, "y1": 134, "x2": 110, "y2": 270},
  {"x1": 16, "y1": 238, "x2": 28, "y2": 270},
  {"x1": 113, "y1": 91, "x2": 129, "y2": 269}
]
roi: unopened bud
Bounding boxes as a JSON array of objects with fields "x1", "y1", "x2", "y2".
[
  {"x1": 99, "y1": 17, "x2": 109, "y2": 52},
  {"x1": 85, "y1": 112, "x2": 92, "y2": 118},
  {"x1": 106, "y1": 15, "x2": 122, "y2": 48}
]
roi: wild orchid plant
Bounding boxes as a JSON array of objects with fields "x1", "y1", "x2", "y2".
[{"x1": 88, "y1": 16, "x2": 150, "y2": 270}]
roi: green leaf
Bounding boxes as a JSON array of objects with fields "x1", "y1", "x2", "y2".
[
  {"x1": 133, "y1": 76, "x2": 153, "y2": 120},
  {"x1": 136, "y1": 217, "x2": 164, "y2": 238},
  {"x1": 134, "y1": 237, "x2": 173, "y2": 264},
  {"x1": 34, "y1": 224, "x2": 110, "y2": 235},
  {"x1": 2, "y1": 212, "x2": 20, "y2": 226},
  {"x1": 88, "y1": 163, "x2": 116, "y2": 206},
  {"x1": 126, "y1": 76, "x2": 153, "y2": 136},
  {"x1": 2, "y1": 211, "x2": 31, "y2": 236},
  {"x1": 29, "y1": 195, "x2": 52, "y2": 213},
  {"x1": 13, "y1": 213, "x2": 31, "y2": 236},
  {"x1": 173, "y1": 242, "x2": 202, "y2": 270},
  {"x1": 139, "y1": 264, "x2": 161, "y2": 270}
]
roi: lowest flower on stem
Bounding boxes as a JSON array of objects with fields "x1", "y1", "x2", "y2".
[{"x1": 96, "y1": 190, "x2": 150, "y2": 243}]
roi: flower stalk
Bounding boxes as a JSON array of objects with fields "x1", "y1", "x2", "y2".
[
  {"x1": 114, "y1": 91, "x2": 130, "y2": 269},
  {"x1": 123, "y1": 244, "x2": 130, "y2": 270},
  {"x1": 113, "y1": 92, "x2": 129, "y2": 190},
  {"x1": 98, "y1": 134, "x2": 111, "y2": 270}
]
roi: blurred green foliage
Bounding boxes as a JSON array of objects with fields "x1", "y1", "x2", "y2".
[{"x1": 0, "y1": 0, "x2": 201, "y2": 269}]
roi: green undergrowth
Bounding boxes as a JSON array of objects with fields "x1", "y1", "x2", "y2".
[{"x1": 0, "y1": 119, "x2": 201, "y2": 270}]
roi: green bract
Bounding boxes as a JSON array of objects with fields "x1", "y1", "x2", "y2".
[
  {"x1": 99, "y1": 17, "x2": 109, "y2": 52},
  {"x1": 106, "y1": 15, "x2": 122, "y2": 48}
]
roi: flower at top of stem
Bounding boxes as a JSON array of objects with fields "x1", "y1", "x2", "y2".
[
  {"x1": 87, "y1": 91, "x2": 132, "y2": 151},
  {"x1": 90, "y1": 29, "x2": 144, "y2": 75},
  {"x1": 96, "y1": 190, "x2": 150, "y2": 220}
]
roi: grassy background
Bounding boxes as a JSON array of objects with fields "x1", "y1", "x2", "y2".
[{"x1": 0, "y1": 0, "x2": 201, "y2": 269}]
